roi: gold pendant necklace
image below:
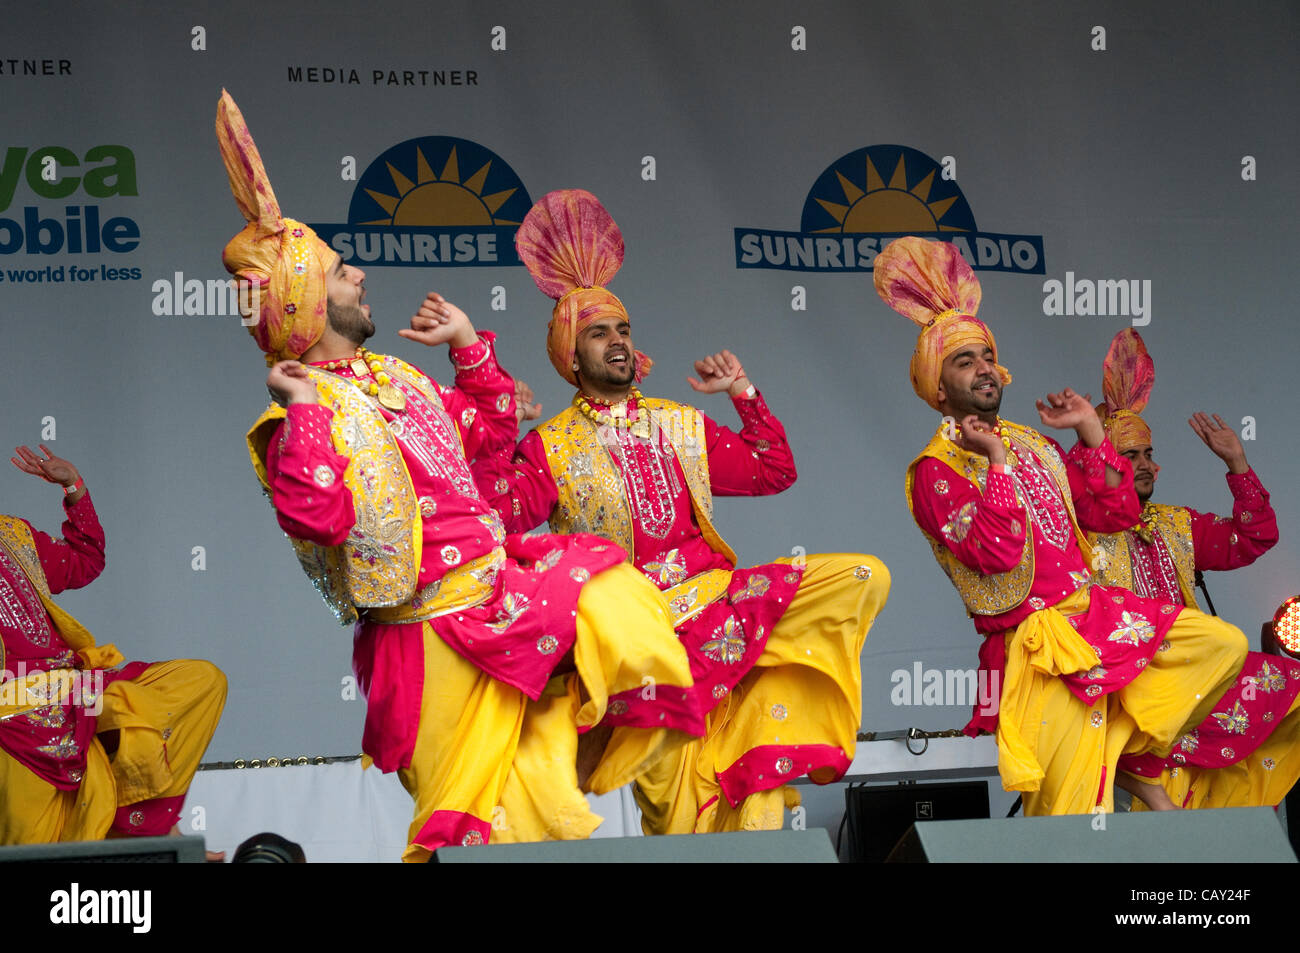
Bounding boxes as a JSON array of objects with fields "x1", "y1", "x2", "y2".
[{"x1": 575, "y1": 388, "x2": 649, "y2": 437}]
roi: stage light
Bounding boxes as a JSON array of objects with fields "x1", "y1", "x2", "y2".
[{"x1": 1263, "y1": 595, "x2": 1300, "y2": 659}]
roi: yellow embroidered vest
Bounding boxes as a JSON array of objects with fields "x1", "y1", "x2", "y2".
[
  {"x1": 247, "y1": 355, "x2": 440, "y2": 625},
  {"x1": 0, "y1": 515, "x2": 123, "y2": 717},
  {"x1": 537, "y1": 398, "x2": 738, "y2": 567},
  {"x1": 1088, "y1": 504, "x2": 1199, "y2": 609},
  {"x1": 905, "y1": 420, "x2": 1096, "y2": 618}
]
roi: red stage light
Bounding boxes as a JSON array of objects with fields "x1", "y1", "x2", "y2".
[{"x1": 1266, "y1": 596, "x2": 1300, "y2": 659}]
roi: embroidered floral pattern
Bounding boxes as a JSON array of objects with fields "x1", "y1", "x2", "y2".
[
  {"x1": 734, "y1": 574, "x2": 771, "y2": 600},
  {"x1": 486, "y1": 593, "x2": 530, "y2": 634},
  {"x1": 37, "y1": 732, "x2": 79, "y2": 760},
  {"x1": 644, "y1": 549, "x2": 688, "y2": 586},
  {"x1": 1247, "y1": 660, "x2": 1286, "y2": 694},
  {"x1": 1211, "y1": 700, "x2": 1250, "y2": 735},
  {"x1": 1107, "y1": 611, "x2": 1155, "y2": 647},
  {"x1": 942, "y1": 501, "x2": 977, "y2": 544},
  {"x1": 701, "y1": 617, "x2": 746, "y2": 664}
]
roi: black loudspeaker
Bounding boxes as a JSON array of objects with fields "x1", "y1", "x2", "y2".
[
  {"x1": 0, "y1": 835, "x2": 207, "y2": 863},
  {"x1": 886, "y1": 807, "x2": 1296, "y2": 862},
  {"x1": 842, "y1": 780, "x2": 990, "y2": 863},
  {"x1": 434, "y1": 828, "x2": 838, "y2": 863}
]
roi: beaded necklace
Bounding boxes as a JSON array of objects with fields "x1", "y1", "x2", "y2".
[
  {"x1": 316, "y1": 347, "x2": 407, "y2": 411},
  {"x1": 574, "y1": 387, "x2": 652, "y2": 438}
]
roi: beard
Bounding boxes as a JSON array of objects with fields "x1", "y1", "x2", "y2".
[
  {"x1": 326, "y1": 300, "x2": 375, "y2": 346},
  {"x1": 576, "y1": 346, "x2": 635, "y2": 391},
  {"x1": 947, "y1": 378, "x2": 1003, "y2": 418}
]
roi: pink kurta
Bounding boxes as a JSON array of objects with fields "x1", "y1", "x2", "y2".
[
  {"x1": 473, "y1": 392, "x2": 879, "y2": 802},
  {"x1": 265, "y1": 337, "x2": 704, "y2": 776},
  {"x1": 1106, "y1": 469, "x2": 1294, "y2": 780},
  {"x1": 911, "y1": 437, "x2": 1199, "y2": 731},
  {"x1": 0, "y1": 496, "x2": 147, "y2": 791},
  {"x1": 1124, "y1": 469, "x2": 1278, "y2": 600}
]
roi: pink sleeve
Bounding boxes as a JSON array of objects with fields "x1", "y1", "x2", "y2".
[
  {"x1": 472, "y1": 429, "x2": 559, "y2": 533},
  {"x1": 434, "y1": 331, "x2": 517, "y2": 463},
  {"x1": 1190, "y1": 469, "x2": 1279, "y2": 570},
  {"x1": 1063, "y1": 438, "x2": 1141, "y2": 532},
  {"x1": 265, "y1": 404, "x2": 355, "y2": 546},
  {"x1": 911, "y1": 457, "x2": 1027, "y2": 574},
  {"x1": 28, "y1": 493, "x2": 107, "y2": 594},
  {"x1": 703, "y1": 393, "x2": 797, "y2": 496}
]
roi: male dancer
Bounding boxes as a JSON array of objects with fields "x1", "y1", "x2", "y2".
[
  {"x1": 217, "y1": 93, "x2": 702, "y2": 860},
  {"x1": 879, "y1": 235, "x2": 1269, "y2": 814},
  {"x1": 2, "y1": 445, "x2": 225, "y2": 844},
  {"x1": 1088, "y1": 329, "x2": 1298, "y2": 808},
  {"x1": 476, "y1": 189, "x2": 889, "y2": 832}
]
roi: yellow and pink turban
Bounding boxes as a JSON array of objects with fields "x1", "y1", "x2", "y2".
[
  {"x1": 217, "y1": 90, "x2": 337, "y2": 364},
  {"x1": 1097, "y1": 328, "x2": 1154, "y2": 453},
  {"x1": 515, "y1": 189, "x2": 652, "y2": 387},
  {"x1": 873, "y1": 236, "x2": 1011, "y2": 411}
]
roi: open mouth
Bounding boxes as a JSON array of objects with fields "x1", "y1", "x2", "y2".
[
  {"x1": 973, "y1": 379, "x2": 997, "y2": 396},
  {"x1": 607, "y1": 350, "x2": 629, "y2": 367}
]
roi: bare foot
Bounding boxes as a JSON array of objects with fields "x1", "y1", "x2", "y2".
[{"x1": 1116, "y1": 773, "x2": 1180, "y2": 810}]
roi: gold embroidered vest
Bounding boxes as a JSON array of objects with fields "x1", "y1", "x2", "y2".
[
  {"x1": 905, "y1": 420, "x2": 1096, "y2": 617},
  {"x1": 1088, "y1": 504, "x2": 1199, "y2": 609},
  {"x1": 0, "y1": 515, "x2": 123, "y2": 717},
  {"x1": 537, "y1": 398, "x2": 738, "y2": 567},
  {"x1": 247, "y1": 355, "x2": 440, "y2": 625}
]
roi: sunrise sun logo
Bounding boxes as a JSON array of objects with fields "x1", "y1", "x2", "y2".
[
  {"x1": 734, "y1": 144, "x2": 1044, "y2": 274},
  {"x1": 310, "y1": 136, "x2": 532, "y2": 267}
]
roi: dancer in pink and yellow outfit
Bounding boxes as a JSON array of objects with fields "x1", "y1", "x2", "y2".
[
  {"x1": 882, "y1": 235, "x2": 1258, "y2": 815},
  {"x1": 475, "y1": 189, "x2": 889, "y2": 833},
  {"x1": 217, "y1": 93, "x2": 703, "y2": 861}
]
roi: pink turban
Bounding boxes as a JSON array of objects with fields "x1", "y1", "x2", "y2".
[
  {"x1": 516, "y1": 189, "x2": 652, "y2": 387},
  {"x1": 873, "y1": 237, "x2": 1011, "y2": 411}
]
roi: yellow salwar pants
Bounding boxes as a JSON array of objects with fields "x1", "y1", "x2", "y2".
[
  {"x1": 0, "y1": 659, "x2": 227, "y2": 844},
  {"x1": 1131, "y1": 691, "x2": 1300, "y2": 811},
  {"x1": 396, "y1": 562, "x2": 695, "y2": 862},
  {"x1": 635, "y1": 553, "x2": 890, "y2": 834},
  {"x1": 996, "y1": 588, "x2": 1247, "y2": 815}
]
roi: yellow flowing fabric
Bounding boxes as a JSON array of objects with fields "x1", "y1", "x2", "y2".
[
  {"x1": 397, "y1": 562, "x2": 694, "y2": 862},
  {"x1": 635, "y1": 553, "x2": 889, "y2": 833},
  {"x1": 999, "y1": 588, "x2": 1247, "y2": 815},
  {"x1": 1131, "y1": 692, "x2": 1300, "y2": 811},
  {"x1": 0, "y1": 659, "x2": 227, "y2": 844}
]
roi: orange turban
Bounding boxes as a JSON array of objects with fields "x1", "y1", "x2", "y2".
[
  {"x1": 217, "y1": 90, "x2": 336, "y2": 364},
  {"x1": 873, "y1": 236, "x2": 1011, "y2": 411},
  {"x1": 1098, "y1": 328, "x2": 1154, "y2": 453},
  {"x1": 516, "y1": 189, "x2": 652, "y2": 387}
]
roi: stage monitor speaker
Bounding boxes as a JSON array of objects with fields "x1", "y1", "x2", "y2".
[
  {"x1": 435, "y1": 828, "x2": 837, "y2": 863},
  {"x1": 886, "y1": 807, "x2": 1296, "y2": 862},
  {"x1": 843, "y1": 780, "x2": 990, "y2": 863},
  {"x1": 0, "y1": 835, "x2": 207, "y2": 863}
]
